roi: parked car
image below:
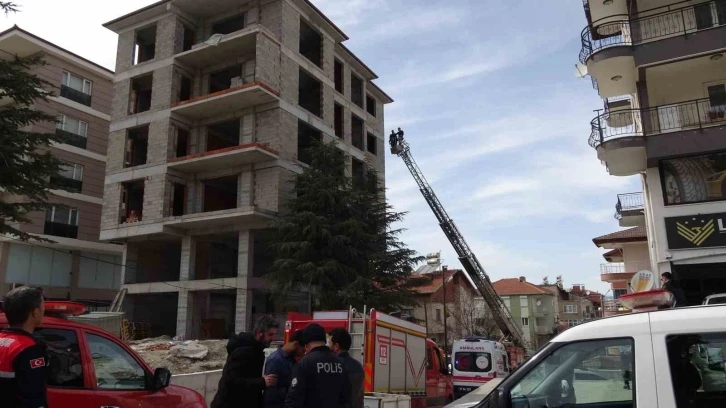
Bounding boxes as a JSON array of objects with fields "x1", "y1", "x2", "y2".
[
  {"x1": 0, "y1": 301, "x2": 207, "y2": 408},
  {"x1": 447, "y1": 304, "x2": 726, "y2": 407},
  {"x1": 703, "y1": 293, "x2": 726, "y2": 305}
]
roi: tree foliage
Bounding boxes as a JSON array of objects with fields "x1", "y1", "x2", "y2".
[
  {"x1": 268, "y1": 140, "x2": 425, "y2": 312},
  {"x1": 0, "y1": 1, "x2": 67, "y2": 240}
]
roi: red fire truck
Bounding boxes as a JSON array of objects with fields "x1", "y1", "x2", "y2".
[{"x1": 285, "y1": 308, "x2": 454, "y2": 408}]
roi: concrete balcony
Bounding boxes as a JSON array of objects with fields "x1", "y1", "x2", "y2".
[
  {"x1": 614, "y1": 192, "x2": 645, "y2": 227},
  {"x1": 170, "y1": 82, "x2": 279, "y2": 121},
  {"x1": 175, "y1": 26, "x2": 260, "y2": 69},
  {"x1": 590, "y1": 98, "x2": 726, "y2": 176},
  {"x1": 163, "y1": 206, "x2": 275, "y2": 231},
  {"x1": 167, "y1": 143, "x2": 278, "y2": 174},
  {"x1": 600, "y1": 261, "x2": 650, "y2": 282},
  {"x1": 580, "y1": 0, "x2": 726, "y2": 98}
]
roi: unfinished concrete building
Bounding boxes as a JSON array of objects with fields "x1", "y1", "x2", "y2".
[{"x1": 102, "y1": 0, "x2": 392, "y2": 339}]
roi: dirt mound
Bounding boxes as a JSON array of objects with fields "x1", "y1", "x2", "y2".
[{"x1": 131, "y1": 336, "x2": 228, "y2": 375}]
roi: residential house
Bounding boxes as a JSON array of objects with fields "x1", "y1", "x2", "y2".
[{"x1": 493, "y1": 277, "x2": 555, "y2": 352}]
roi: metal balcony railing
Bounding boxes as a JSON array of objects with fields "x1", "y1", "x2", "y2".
[
  {"x1": 60, "y1": 84, "x2": 92, "y2": 107},
  {"x1": 589, "y1": 98, "x2": 726, "y2": 148},
  {"x1": 44, "y1": 221, "x2": 78, "y2": 239},
  {"x1": 56, "y1": 129, "x2": 88, "y2": 150},
  {"x1": 600, "y1": 261, "x2": 650, "y2": 275},
  {"x1": 50, "y1": 175, "x2": 83, "y2": 194},
  {"x1": 615, "y1": 192, "x2": 644, "y2": 219},
  {"x1": 580, "y1": 0, "x2": 726, "y2": 63}
]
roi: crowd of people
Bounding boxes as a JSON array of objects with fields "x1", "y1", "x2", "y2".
[{"x1": 211, "y1": 316, "x2": 364, "y2": 408}]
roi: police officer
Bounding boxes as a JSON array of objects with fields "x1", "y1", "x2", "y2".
[
  {"x1": 284, "y1": 323, "x2": 350, "y2": 408},
  {"x1": 0, "y1": 286, "x2": 48, "y2": 408}
]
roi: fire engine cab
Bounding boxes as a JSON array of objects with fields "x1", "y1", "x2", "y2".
[{"x1": 285, "y1": 307, "x2": 454, "y2": 407}]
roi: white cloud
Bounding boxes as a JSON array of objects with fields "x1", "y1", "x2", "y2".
[{"x1": 312, "y1": 0, "x2": 388, "y2": 28}]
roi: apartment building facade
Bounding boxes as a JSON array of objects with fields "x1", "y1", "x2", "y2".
[
  {"x1": 492, "y1": 277, "x2": 555, "y2": 352},
  {"x1": 0, "y1": 27, "x2": 122, "y2": 305},
  {"x1": 540, "y1": 284, "x2": 595, "y2": 326},
  {"x1": 581, "y1": 0, "x2": 726, "y2": 305},
  {"x1": 102, "y1": 0, "x2": 392, "y2": 339}
]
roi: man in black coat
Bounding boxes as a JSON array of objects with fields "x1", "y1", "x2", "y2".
[
  {"x1": 284, "y1": 324, "x2": 351, "y2": 408},
  {"x1": 661, "y1": 272, "x2": 687, "y2": 307},
  {"x1": 330, "y1": 328, "x2": 364, "y2": 408},
  {"x1": 211, "y1": 316, "x2": 280, "y2": 408}
]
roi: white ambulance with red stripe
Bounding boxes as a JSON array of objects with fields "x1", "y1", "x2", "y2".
[
  {"x1": 285, "y1": 308, "x2": 454, "y2": 407},
  {"x1": 451, "y1": 337, "x2": 510, "y2": 399}
]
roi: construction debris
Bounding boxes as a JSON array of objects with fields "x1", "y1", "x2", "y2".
[{"x1": 130, "y1": 336, "x2": 228, "y2": 374}]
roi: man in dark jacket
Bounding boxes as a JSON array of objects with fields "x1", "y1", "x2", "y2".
[
  {"x1": 330, "y1": 328, "x2": 364, "y2": 408},
  {"x1": 211, "y1": 316, "x2": 280, "y2": 408},
  {"x1": 263, "y1": 330, "x2": 304, "y2": 408},
  {"x1": 284, "y1": 324, "x2": 350, "y2": 408},
  {"x1": 661, "y1": 272, "x2": 687, "y2": 307}
]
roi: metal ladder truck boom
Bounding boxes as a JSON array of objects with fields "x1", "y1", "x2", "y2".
[{"x1": 391, "y1": 130, "x2": 527, "y2": 348}]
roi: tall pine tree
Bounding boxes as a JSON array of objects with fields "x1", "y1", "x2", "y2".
[
  {"x1": 0, "y1": 1, "x2": 67, "y2": 240},
  {"x1": 268, "y1": 140, "x2": 424, "y2": 311}
]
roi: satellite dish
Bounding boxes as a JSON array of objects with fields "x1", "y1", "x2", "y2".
[
  {"x1": 630, "y1": 270, "x2": 655, "y2": 293},
  {"x1": 585, "y1": 291, "x2": 591, "y2": 296},
  {"x1": 574, "y1": 63, "x2": 588, "y2": 78},
  {"x1": 536, "y1": 300, "x2": 542, "y2": 306}
]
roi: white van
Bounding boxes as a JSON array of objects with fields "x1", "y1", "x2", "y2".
[
  {"x1": 453, "y1": 305, "x2": 726, "y2": 408},
  {"x1": 451, "y1": 337, "x2": 510, "y2": 399}
]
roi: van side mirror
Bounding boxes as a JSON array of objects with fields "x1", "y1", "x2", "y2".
[{"x1": 152, "y1": 367, "x2": 171, "y2": 390}]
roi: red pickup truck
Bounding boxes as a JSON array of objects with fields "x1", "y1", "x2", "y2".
[{"x1": 0, "y1": 301, "x2": 206, "y2": 408}]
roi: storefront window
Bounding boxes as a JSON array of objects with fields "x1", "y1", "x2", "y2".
[{"x1": 661, "y1": 152, "x2": 726, "y2": 205}]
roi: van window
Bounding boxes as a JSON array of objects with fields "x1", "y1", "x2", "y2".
[
  {"x1": 34, "y1": 328, "x2": 84, "y2": 388},
  {"x1": 666, "y1": 332, "x2": 726, "y2": 407},
  {"x1": 86, "y1": 333, "x2": 147, "y2": 390},
  {"x1": 455, "y1": 351, "x2": 492, "y2": 373},
  {"x1": 509, "y1": 338, "x2": 634, "y2": 407}
]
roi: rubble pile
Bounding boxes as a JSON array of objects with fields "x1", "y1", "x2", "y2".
[{"x1": 130, "y1": 336, "x2": 228, "y2": 375}]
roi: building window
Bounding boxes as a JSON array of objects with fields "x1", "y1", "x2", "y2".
[
  {"x1": 297, "y1": 120, "x2": 322, "y2": 165},
  {"x1": 182, "y1": 25, "x2": 196, "y2": 52},
  {"x1": 170, "y1": 183, "x2": 186, "y2": 217},
  {"x1": 175, "y1": 126, "x2": 190, "y2": 158},
  {"x1": 211, "y1": 13, "x2": 246, "y2": 36},
  {"x1": 134, "y1": 24, "x2": 157, "y2": 65},
  {"x1": 351, "y1": 114, "x2": 364, "y2": 150},
  {"x1": 299, "y1": 19, "x2": 322, "y2": 68},
  {"x1": 203, "y1": 175, "x2": 238, "y2": 213},
  {"x1": 61, "y1": 71, "x2": 92, "y2": 106},
  {"x1": 613, "y1": 289, "x2": 627, "y2": 299},
  {"x1": 51, "y1": 162, "x2": 83, "y2": 193},
  {"x1": 352, "y1": 158, "x2": 365, "y2": 190},
  {"x1": 179, "y1": 75, "x2": 192, "y2": 103},
  {"x1": 334, "y1": 104, "x2": 343, "y2": 138},
  {"x1": 521, "y1": 317, "x2": 529, "y2": 326},
  {"x1": 130, "y1": 75, "x2": 153, "y2": 114},
  {"x1": 661, "y1": 149, "x2": 726, "y2": 205},
  {"x1": 299, "y1": 69, "x2": 322, "y2": 117},
  {"x1": 120, "y1": 180, "x2": 144, "y2": 224},
  {"x1": 564, "y1": 305, "x2": 578, "y2": 314},
  {"x1": 366, "y1": 95, "x2": 376, "y2": 117},
  {"x1": 334, "y1": 59, "x2": 343, "y2": 93},
  {"x1": 44, "y1": 206, "x2": 79, "y2": 239},
  {"x1": 125, "y1": 126, "x2": 149, "y2": 168},
  {"x1": 209, "y1": 64, "x2": 242, "y2": 93},
  {"x1": 206, "y1": 119, "x2": 240, "y2": 152},
  {"x1": 435, "y1": 309, "x2": 442, "y2": 322},
  {"x1": 351, "y1": 73, "x2": 363, "y2": 108},
  {"x1": 366, "y1": 133, "x2": 377, "y2": 155},
  {"x1": 56, "y1": 115, "x2": 88, "y2": 149}
]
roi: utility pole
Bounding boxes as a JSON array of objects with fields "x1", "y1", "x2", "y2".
[{"x1": 442, "y1": 265, "x2": 449, "y2": 356}]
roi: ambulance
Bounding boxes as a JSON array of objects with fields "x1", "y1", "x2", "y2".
[
  {"x1": 285, "y1": 308, "x2": 454, "y2": 407},
  {"x1": 451, "y1": 337, "x2": 510, "y2": 399}
]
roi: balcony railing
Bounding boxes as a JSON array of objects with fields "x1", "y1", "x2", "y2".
[
  {"x1": 44, "y1": 221, "x2": 78, "y2": 239},
  {"x1": 600, "y1": 261, "x2": 650, "y2": 275},
  {"x1": 589, "y1": 98, "x2": 726, "y2": 148},
  {"x1": 580, "y1": 0, "x2": 726, "y2": 63},
  {"x1": 55, "y1": 129, "x2": 88, "y2": 150},
  {"x1": 50, "y1": 175, "x2": 82, "y2": 193},
  {"x1": 615, "y1": 192, "x2": 644, "y2": 219},
  {"x1": 60, "y1": 85, "x2": 92, "y2": 107}
]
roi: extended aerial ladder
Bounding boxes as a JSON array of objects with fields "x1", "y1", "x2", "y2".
[{"x1": 391, "y1": 130, "x2": 527, "y2": 348}]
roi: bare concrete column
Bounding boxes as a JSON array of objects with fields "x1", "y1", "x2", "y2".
[
  {"x1": 177, "y1": 289, "x2": 194, "y2": 339},
  {"x1": 121, "y1": 243, "x2": 139, "y2": 285},
  {"x1": 241, "y1": 111, "x2": 255, "y2": 144},
  {"x1": 238, "y1": 168, "x2": 254, "y2": 207},
  {"x1": 180, "y1": 236, "x2": 196, "y2": 281},
  {"x1": 235, "y1": 230, "x2": 252, "y2": 332}
]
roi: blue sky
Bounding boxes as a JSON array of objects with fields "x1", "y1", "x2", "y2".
[{"x1": 1, "y1": 0, "x2": 641, "y2": 293}]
